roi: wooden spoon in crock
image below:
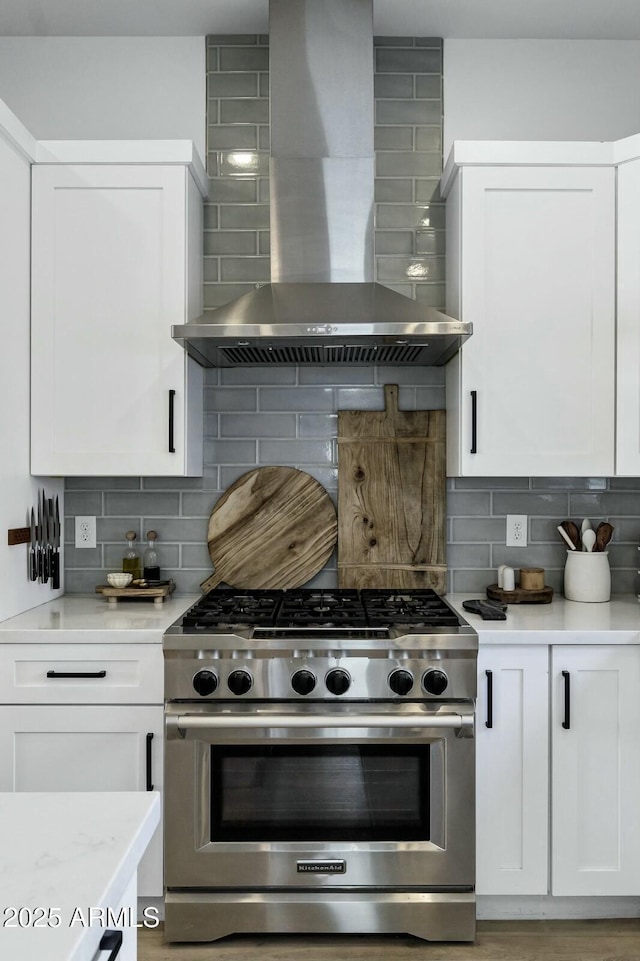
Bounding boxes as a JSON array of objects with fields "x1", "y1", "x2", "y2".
[{"x1": 594, "y1": 522, "x2": 614, "y2": 552}]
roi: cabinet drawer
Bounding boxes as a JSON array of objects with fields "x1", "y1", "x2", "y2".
[{"x1": 0, "y1": 644, "x2": 162, "y2": 704}]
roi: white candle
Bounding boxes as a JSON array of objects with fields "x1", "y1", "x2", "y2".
[{"x1": 502, "y1": 566, "x2": 515, "y2": 592}]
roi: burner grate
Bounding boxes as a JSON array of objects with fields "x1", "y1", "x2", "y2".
[
  {"x1": 277, "y1": 589, "x2": 367, "y2": 628},
  {"x1": 361, "y1": 589, "x2": 460, "y2": 628},
  {"x1": 182, "y1": 589, "x2": 283, "y2": 628},
  {"x1": 180, "y1": 587, "x2": 461, "y2": 631}
]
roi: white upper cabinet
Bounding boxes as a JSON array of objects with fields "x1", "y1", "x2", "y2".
[
  {"x1": 444, "y1": 159, "x2": 615, "y2": 477},
  {"x1": 616, "y1": 157, "x2": 640, "y2": 474},
  {"x1": 31, "y1": 158, "x2": 204, "y2": 476}
]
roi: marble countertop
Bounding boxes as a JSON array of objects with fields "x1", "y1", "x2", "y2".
[
  {"x1": 447, "y1": 593, "x2": 640, "y2": 643},
  {"x1": 0, "y1": 791, "x2": 160, "y2": 961},
  {"x1": 0, "y1": 594, "x2": 199, "y2": 643},
  {"x1": 1, "y1": 592, "x2": 639, "y2": 646}
]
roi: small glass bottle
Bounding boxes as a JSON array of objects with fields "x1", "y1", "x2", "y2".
[
  {"x1": 143, "y1": 530, "x2": 160, "y2": 581},
  {"x1": 122, "y1": 530, "x2": 141, "y2": 579}
]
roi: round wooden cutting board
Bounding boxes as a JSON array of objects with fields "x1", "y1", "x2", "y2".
[{"x1": 200, "y1": 467, "x2": 338, "y2": 592}]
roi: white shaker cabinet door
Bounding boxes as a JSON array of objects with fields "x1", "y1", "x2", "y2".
[
  {"x1": 551, "y1": 645, "x2": 640, "y2": 895},
  {"x1": 616, "y1": 158, "x2": 640, "y2": 474},
  {"x1": 476, "y1": 646, "x2": 549, "y2": 895},
  {"x1": 31, "y1": 163, "x2": 203, "y2": 476},
  {"x1": 0, "y1": 705, "x2": 164, "y2": 898},
  {"x1": 446, "y1": 165, "x2": 615, "y2": 476}
]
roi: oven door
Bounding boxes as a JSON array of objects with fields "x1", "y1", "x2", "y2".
[{"x1": 164, "y1": 701, "x2": 475, "y2": 891}]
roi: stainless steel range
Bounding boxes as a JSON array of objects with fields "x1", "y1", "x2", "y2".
[{"x1": 163, "y1": 588, "x2": 478, "y2": 943}]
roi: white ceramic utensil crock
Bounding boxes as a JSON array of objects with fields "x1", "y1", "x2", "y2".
[{"x1": 563, "y1": 550, "x2": 610, "y2": 602}]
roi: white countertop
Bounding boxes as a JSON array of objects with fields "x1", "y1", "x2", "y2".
[
  {"x1": 447, "y1": 593, "x2": 640, "y2": 643},
  {"x1": 0, "y1": 791, "x2": 160, "y2": 961},
  {"x1": 1, "y1": 592, "x2": 639, "y2": 645},
  {"x1": 0, "y1": 594, "x2": 199, "y2": 643}
]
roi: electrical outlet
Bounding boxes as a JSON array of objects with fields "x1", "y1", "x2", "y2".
[
  {"x1": 506, "y1": 514, "x2": 528, "y2": 547},
  {"x1": 75, "y1": 516, "x2": 97, "y2": 549}
]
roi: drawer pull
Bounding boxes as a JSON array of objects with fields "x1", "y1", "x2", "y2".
[
  {"x1": 562, "y1": 670, "x2": 571, "y2": 729},
  {"x1": 98, "y1": 929, "x2": 123, "y2": 960},
  {"x1": 168, "y1": 389, "x2": 176, "y2": 453},
  {"x1": 146, "y1": 732, "x2": 154, "y2": 791},
  {"x1": 485, "y1": 669, "x2": 493, "y2": 728},
  {"x1": 470, "y1": 390, "x2": 478, "y2": 454},
  {"x1": 46, "y1": 670, "x2": 107, "y2": 679}
]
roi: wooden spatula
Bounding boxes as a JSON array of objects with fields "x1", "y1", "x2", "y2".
[
  {"x1": 560, "y1": 520, "x2": 581, "y2": 551},
  {"x1": 594, "y1": 522, "x2": 614, "y2": 552}
]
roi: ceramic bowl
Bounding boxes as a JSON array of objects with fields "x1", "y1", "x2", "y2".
[{"x1": 106, "y1": 572, "x2": 133, "y2": 588}]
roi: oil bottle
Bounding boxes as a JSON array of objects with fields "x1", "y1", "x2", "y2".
[
  {"x1": 143, "y1": 530, "x2": 160, "y2": 581},
  {"x1": 122, "y1": 530, "x2": 141, "y2": 579}
]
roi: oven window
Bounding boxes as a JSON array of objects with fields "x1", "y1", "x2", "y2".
[{"x1": 210, "y1": 745, "x2": 430, "y2": 842}]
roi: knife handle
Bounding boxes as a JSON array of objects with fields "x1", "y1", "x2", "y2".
[
  {"x1": 51, "y1": 552, "x2": 60, "y2": 590},
  {"x1": 29, "y1": 550, "x2": 38, "y2": 582}
]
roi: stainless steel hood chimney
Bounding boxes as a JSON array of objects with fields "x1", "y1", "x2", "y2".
[{"x1": 172, "y1": 0, "x2": 472, "y2": 367}]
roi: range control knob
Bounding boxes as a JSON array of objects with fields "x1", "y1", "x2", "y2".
[
  {"x1": 325, "y1": 668, "x2": 351, "y2": 696},
  {"x1": 291, "y1": 669, "x2": 316, "y2": 696},
  {"x1": 389, "y1": 669, "x2": 414, "y2": 696},
  {"x1": 192, "y1": 669, "x2": 218, "y2": 697},
  {"x1": 227, "y1": 669, "x2": 253, "y2": 696},
  {"x1": 422, "y1": 669, "x2": 449, "y2": 696}
]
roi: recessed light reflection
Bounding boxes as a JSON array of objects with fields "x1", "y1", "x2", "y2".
[
  {"x1": 227, "y1": 152, "x2": 259, "y2": 172},
  {"x1": 406, "y1": 262, "x2": 429, "y2": 278}
]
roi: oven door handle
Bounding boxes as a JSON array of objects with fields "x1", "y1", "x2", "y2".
[{"x1": 168, "y1": 712, "x2": 474, "y2": 737}]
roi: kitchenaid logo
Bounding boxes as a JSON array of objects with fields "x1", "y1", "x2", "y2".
[{"x1": 297, "y1": 860, "x2": 346, "y2": 874}]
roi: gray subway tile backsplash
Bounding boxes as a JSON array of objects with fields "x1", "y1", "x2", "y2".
[
  {"x1": 64, "y1": 36, "x2": 640, "y2": 598},
  {"x1": 376, "y1": 100, "x2": 442, "y2": 126},
  {"x1": 208, "y1": 72, "x2": 258, "y2": 98},
  {"x1": 374, "y1": 178, "x2": 414, "y2": 202},
  {"x1": 374, "y1": 75, "x2": 414, "y2": 99},
  {"x1": 219, "y1": 46, "x2": 269, "y2": 72},
  {"x1": 220, "y1": 413, "x2": 296, "y2": 437},
  {"x1": 375, "y1": 47, "x2": 442, "y2": 74},
  {"x1": 375, "y1": 126, "x2": 414, "y2": 150}
]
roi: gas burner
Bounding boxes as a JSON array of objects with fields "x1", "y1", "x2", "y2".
[
  {"x1": 182, "y1": 589, "x2": 283, "y2": 629},
  {"x1": 277, "y1": 589, "x2": 367, "y2": 628},
  {"x1": 362, "y1": 589, "x2": 460, "y2": 628}
]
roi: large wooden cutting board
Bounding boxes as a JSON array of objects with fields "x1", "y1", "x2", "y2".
[
  {"x1": 338, "y1": 384, "x2": 446, "y2": 591},
  {"x1": 200, "y1": 466, "x2": 337, "y2": 592}
]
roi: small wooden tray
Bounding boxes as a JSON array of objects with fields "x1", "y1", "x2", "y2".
[
  {"x1": 95, "y1": 581, "x2": 175, "y2": 605},
  {"x1": 487, "y1": 584, "x2": 553, "y2": 605}
]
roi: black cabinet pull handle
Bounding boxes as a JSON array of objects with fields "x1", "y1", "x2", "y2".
[
  {"x1": 46, "y1": 670, "x2": 107, "y2": 679},
  {"x1": 98, "y1": 929, "x2": 123, "y2": 960},
  {"x1": 470, "y1": 390, "x2": 478, "y2": 454},
  {"x1": 146, "y1": 732, "x2": 154, "y2": 791},
  {"x1": 562, "y1": 670, "x2": 571, "y2": 729},
  {"x1": 168, "y1": 389, "x2": 176, "y2": 453},
  {"x1": 485, "y1": 669, "x2": 493, "y2": 728}
]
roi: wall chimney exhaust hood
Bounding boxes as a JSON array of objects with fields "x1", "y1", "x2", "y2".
[{"x1": 172, "y1": 0, "x2": 472, "y2": 367}]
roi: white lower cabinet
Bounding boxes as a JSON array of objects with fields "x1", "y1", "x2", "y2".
[
  {"x1": 551, "y1": 645, "x2": 640, "y2": 895},
  {"x1": 477, "y1": 643, "x2": 640, "y2": 898},
  {"x1": 89, "y1": 873, "x2": 137, "y2": 961},
  {"x1": 476, "y1": 646, "x2": 549, "y2": 895},
  {"x1": 0, "y1": 641, "x2": 164, "y2": 896}
]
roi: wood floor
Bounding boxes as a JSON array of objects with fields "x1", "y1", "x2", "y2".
[{"x1": 139, "y1": 919, "x2": 640, "y2": 961}]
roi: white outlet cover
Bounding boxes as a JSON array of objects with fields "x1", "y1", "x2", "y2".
[
  {"x1": 506, "y1": 514, "x2": 528, "y2": 548},
  {"x1": 75, "y1": 515, "x2": 97, "y2": 549}
]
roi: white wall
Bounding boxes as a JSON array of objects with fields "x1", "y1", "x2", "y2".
[
  {"x1": 0, "y1": 107, "x2": 63, "y2": 622},
  {"x1": 0, "y1": 37, "x2": 206, "y2": 160},
  {"x1": 443, "y1": 40, "x2": 640, "y2": 157}
]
